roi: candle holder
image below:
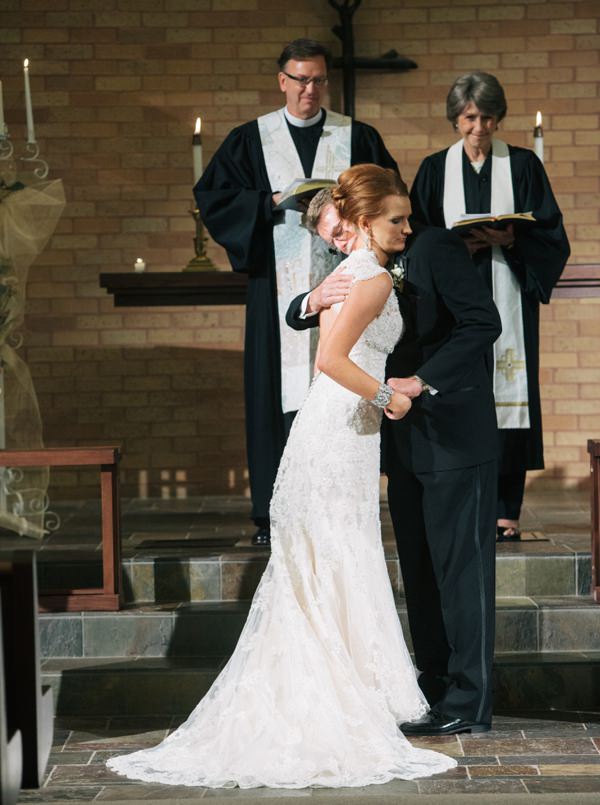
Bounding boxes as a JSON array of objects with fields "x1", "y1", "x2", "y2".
[
  {"x1": 20, "y1": 140, "x2": 49, "y2": 180},
  {"x1": 0, "y1": 130, "x2": 16, "y2": 188},
  {"x1": 184, "y1": 204, "x2": 216, "y2": 271},
  {"x1": 0, "y1": 132, "x2": 49, "y2": 182},
  {"x1": 0, "y1": 129, "x2": 14, "y2": 161}
]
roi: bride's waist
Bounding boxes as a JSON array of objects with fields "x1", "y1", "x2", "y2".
[{"x1": 313, "y1": 370, "x2": 385, "y2": 401}]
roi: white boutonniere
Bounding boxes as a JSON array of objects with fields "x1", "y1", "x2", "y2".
[{"x1": 388, "y1": 257, "x2": 406, "y2": 292}]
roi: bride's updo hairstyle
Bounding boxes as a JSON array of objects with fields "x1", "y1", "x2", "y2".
[{"x1": 331, "y1": 164, "x2": 409, "y2": 227}]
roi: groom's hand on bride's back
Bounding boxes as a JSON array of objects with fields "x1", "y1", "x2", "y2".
[
  {"x1": 384, "y1": 391, "x2": 412, "y2": 421},
  {"x1": 306, "y1": 271, "x2": 353, "y2": 314}
]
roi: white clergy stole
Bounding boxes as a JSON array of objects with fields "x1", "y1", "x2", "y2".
[
  {"x1": 258, "y1": 107, "x2": 351, "y2": 414},
  {"x1": 443, "y1": 138, "x2": 530, "y2": 429}
]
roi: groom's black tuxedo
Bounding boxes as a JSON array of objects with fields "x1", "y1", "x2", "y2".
[
  {"x1": 384, "y1": 225, "x2": 499, "y2": 473},
  {"x1": 287, "y1": 225, "x2": 501, "y2": 727}
]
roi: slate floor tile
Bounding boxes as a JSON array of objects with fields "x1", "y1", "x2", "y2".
[
  {"x1": 18, "y1": 786, "x2": 103, "y2": 801},
  {"x1": 459, "y1": 736, "x2": 599, "y2": 756},
  {"x1": 467, "y1": 763, "x2": 539, "y2": 776},
  {"x1": 95, "y1": 783, "x2": 208, "y2": 799},
  {"x1": 65, "y1": 728, "x2": 168, "y2": 751},
  {"x1": 417, "y1": 776, "x2": 527, "y2": 793},
  {"x1": 524, "y1": 775, "x2": 600, "y2": 793}
]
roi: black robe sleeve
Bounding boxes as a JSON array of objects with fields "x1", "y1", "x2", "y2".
[
  {"x1": 505, "y1": 147, "x2": 570, "y2": 304},
  {"x1": 409, "y1": 152, "x2": 447, "y2": 228},
  {"x1": 351, "y1": 122, "x2": 399, "y2": 173},
  {"x1": 193, "y1": 122, "x2": 274, "y2": 276}
]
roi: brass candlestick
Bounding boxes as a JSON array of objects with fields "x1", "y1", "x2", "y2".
[{"x1": 184, "y1": 205, "x2": 216, "y2": 271}]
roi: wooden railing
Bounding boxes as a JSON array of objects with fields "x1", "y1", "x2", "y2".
[{"x1": 0, "y1": 446, "x2": 122, "y2": 612}]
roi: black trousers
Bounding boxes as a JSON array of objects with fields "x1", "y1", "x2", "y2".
[
  {"x1": 387, "y1": 458, "x2": 497, "y2": 725},
  {"x1": 497, "y1": 468, "x2": 527, "y2": 521}
]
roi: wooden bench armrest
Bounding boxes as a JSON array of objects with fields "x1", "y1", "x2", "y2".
[{"x1": 0, "y1": 447, "x2": 121, "y2": 468}]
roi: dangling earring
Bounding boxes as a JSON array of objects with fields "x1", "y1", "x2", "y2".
[{"x1": 358, "y1": 226, "x2": 371, "y2": 251}]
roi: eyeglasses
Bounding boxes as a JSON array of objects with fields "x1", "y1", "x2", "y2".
[
  {"x1": 282, "y1": 71, "x2": 328, "y2": 88},
  {"x1": 330, "y1": 223, "x2": 345, "y2": 241}
]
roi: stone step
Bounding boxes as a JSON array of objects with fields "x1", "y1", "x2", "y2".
[
  {"x1": 41, "y1": 651, "x2": 600, "y2": 717},
  {"x1": 37, "y1": 529, "x2": 592, "y2": 603},
  {"x1": 39, "y1": 596, "x2": 600, "y2": 660},
  {"x1": 36, "y1": 492, "x2": 592, "y2": 602}
]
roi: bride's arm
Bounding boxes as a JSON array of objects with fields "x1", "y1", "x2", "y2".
[{"x1": 317, "y1": 273, "x2": 411, "y2": 420}]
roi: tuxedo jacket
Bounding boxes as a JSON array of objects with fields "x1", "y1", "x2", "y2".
[{"x1": 286, "y1": 226, "x2": 502, "y2": 474}]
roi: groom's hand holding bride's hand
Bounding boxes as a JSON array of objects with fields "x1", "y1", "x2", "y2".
[
  {"x1": 387, "y1": 377, "x2": 423, "y2": 400},
  {"x1": 384, "y1": 391, "x2": 412, "y2": 420}
]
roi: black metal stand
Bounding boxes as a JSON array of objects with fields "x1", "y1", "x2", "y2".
[
  {"x1": 329, "y1": 0, "x2": 417, "y2": 118},
  {"x1": 0, "y1": 546, "x2": 53, "y2": 802}
]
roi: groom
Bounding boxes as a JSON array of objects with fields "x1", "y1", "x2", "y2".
[{"x1": 286, "y1": 190, "x2": 501, "y2": 735}]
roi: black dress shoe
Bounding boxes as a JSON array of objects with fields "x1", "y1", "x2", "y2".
[
  {"x1": 251, "y1": 526, "x2": 271, "y2": 547},
  {"x1": 400, "y1": 710, "x2": 491, "y2": 736}
]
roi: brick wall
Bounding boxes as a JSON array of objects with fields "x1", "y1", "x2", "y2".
[{"x1": 0, "y1": 0, "x2": 598, "y2": 498}]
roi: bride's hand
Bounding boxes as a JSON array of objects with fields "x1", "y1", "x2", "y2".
[{"x1": 384, "y1": 391, "x2": 412, "y2": 420}]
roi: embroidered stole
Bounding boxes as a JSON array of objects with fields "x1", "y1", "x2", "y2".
[
  {"x1": 258, "y1": 108, "x2": 351, "y2": 413},
  {"x1": 443, "y1": 138, "x2": 530, "y2": 429}
]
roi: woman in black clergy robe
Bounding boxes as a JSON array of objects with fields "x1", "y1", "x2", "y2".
[
  {"x1": 194, "y1": 112, "x2": 396, "y2": 542},
  {"x1": 410, "y1": 72, "x2": 570, "y2": 542}
]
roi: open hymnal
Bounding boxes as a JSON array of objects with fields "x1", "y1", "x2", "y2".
[
  {"x1": 451, "y1": 211, "x2": 536, "y2": 234},
  {"x1": 274, "y1": 178, "x2": 337, "y2": 212}
]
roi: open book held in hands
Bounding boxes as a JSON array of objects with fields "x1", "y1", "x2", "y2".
[
  {"x1": 452, "y1": 211, "x2": 536, "y2": 236},
  {"x1": 274, "y1": 178, "x2": 337, "y2": 212}
]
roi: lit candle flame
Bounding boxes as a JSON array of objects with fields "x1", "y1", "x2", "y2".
[
  {"x1": 24, "y1": 58, "x2": 29, "y2": 69},
  {"x1": 195, "y1": 117, "x2": 201, "y2": 134},
  {"x1": 535, "y1": 110, "x2": 542, "y2": 127}
]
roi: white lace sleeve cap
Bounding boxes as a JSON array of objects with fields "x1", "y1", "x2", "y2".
[{"x1": 339, "y1": 250, "x2": 390, "y2": 286}]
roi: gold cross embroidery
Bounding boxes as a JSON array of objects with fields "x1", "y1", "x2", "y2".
[{"x1": 497, "y1": 348, "x2": 526, "y2": 382}]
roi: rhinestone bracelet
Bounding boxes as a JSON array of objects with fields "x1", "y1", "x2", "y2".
[{"x1": 372, "y1": 382, "x2": 394, "y2": 409}]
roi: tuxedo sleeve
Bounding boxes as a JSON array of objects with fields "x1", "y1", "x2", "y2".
[
  {"x1": 286, "y1": 293, "x2": 319, "y2": 331},
  {"x1": 415, "y1": 229, "x2": 501, "y2": 393},
  {"x1": 193, "y1": 123, "x2": 275, "y2": 276}
]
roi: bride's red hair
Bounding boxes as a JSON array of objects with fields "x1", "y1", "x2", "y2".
[{"x1": 331, "y1": 164, "x2": 408, "y2": 225}]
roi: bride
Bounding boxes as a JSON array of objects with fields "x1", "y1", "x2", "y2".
[{"x1": 108, "y1": 165, "x2": 457, "y2": 789}]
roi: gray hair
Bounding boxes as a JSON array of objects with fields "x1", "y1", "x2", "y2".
[
  {"x1": 446, "y1": 72, "x2": 507, "y2": 125},
  {"x1": 305, "y1": 187, "x2": 335, "y2": 234}
]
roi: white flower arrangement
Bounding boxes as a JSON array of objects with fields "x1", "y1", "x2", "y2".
[{"x1": 388, "y1": 257, "x2": 406, "y2": 291}]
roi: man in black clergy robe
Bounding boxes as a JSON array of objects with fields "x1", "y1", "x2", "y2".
[
  {"x1": 194, "y1": 39, "x2": 397, "y2": 546},
  {"x1": 287, "y1": 196, "x2": 502, "y2": 735}
]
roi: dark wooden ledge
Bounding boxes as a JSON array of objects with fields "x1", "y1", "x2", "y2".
[
  {"x1": 551, "y1": 264, "x2": 600, "y2": 298},
  {"x1": 99, "y1": 270, "x2": 248, "y2": 307},
  {"x1": 100, "y1": 264, "x2": 600, "y2": 307}
]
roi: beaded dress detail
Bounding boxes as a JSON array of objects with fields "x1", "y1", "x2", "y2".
[{"x1": 107, "y1": 249, "x2": 456, "y2": 788}]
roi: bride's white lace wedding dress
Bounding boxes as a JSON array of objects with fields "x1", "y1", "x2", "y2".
[{"x1": 108, "y1": 250, "x2": 457, "y2": 789}]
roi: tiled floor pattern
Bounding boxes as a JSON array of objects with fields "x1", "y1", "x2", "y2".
[{"x1": 19, "y1": 712, "x2": 600, "y2": 800}]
